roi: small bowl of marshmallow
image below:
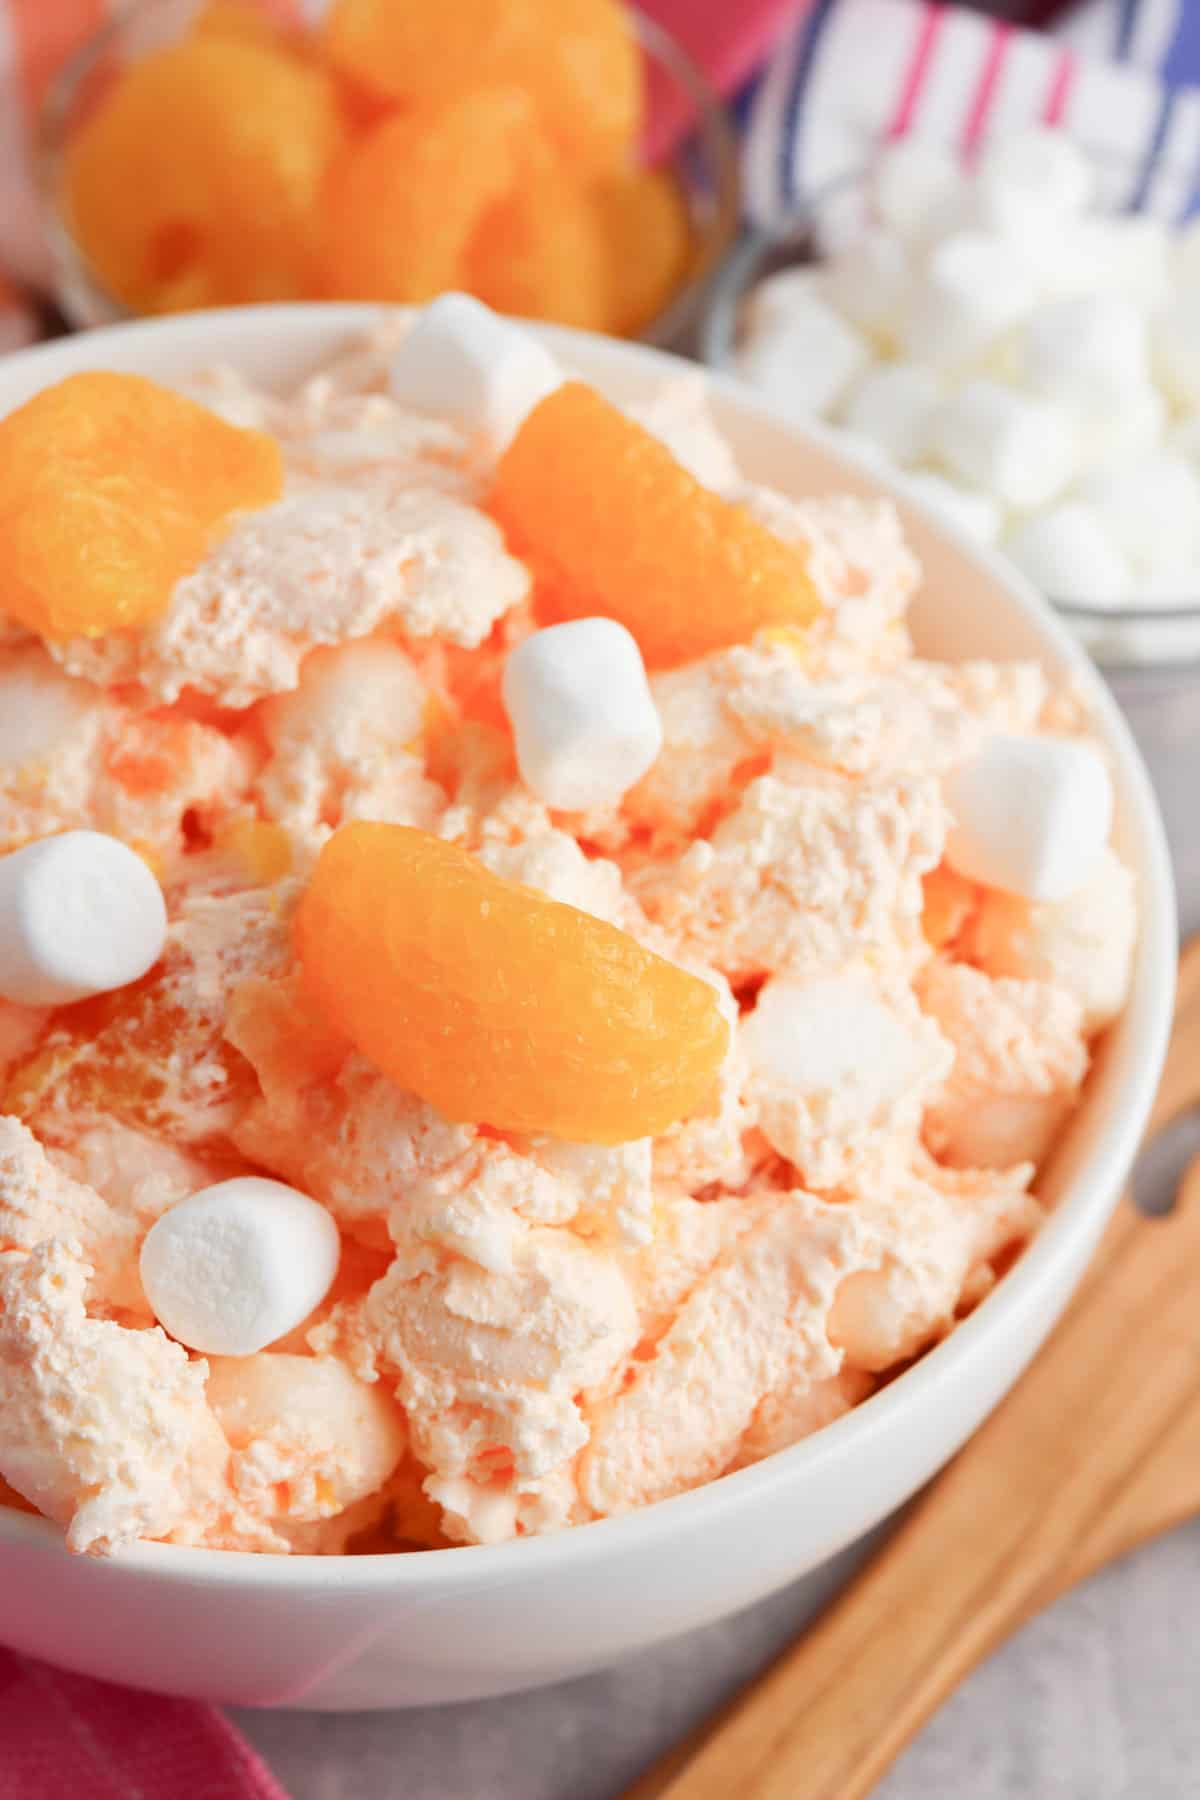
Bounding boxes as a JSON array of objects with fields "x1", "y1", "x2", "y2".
[{"x1": 702, "y1": 129, "x2": 1200, "y2": 680}]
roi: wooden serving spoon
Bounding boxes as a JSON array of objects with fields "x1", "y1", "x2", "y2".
[{"x1": 627, "y1": 937, "x2": 1200, "y2": 1800}]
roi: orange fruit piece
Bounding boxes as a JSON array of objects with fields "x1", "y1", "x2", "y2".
[
  {"x1": 319, "y1": 88, "x2": 535, "y2": 303},
  {"x1": 592, "y1": 167, "x2": 692, "y2": 336},
  {"x1": 294, "y1": 823, "x2": 729, "y2": 1144},
  {"x1": 502, "y1": 0, "x2": 642, "y2": 177},
  {"x1": 922, "y1": 864, "x2": 980, "y2": 951},
  {"x1": 488, "y1": 383, "x2": 820, "y2": 668},
  {"x1": 189, "y1": 0, "x2": 289, "y2": 47},
  {"x1": 0, "y1": 371, "x2": 282, "y2": 641},
  {"x1": 64, "y1": 38, "x2": 345, "y2": 312},
  {"x1": 322, "y1": 0, "x2": 641, "y2": 176},
  {"x1": 468, "y1": 136, "x2": 610, "y2": 330}
]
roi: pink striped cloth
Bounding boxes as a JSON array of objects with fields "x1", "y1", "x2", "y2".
[{"x1": 744, "y1": 0, "x2": 1200, "y2": 224}]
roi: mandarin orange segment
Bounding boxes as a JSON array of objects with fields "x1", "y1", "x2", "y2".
[
  {"x1": 189, "y1": 0, "x2": 290, "y2": 47},
  {"x1": 294, "y1": 823, "x2": 729, "y2": 1143},
  {"x1": 0, "y1": 372, "x2": 282, "y2": 641},
  {"x1": 922, "y1": 864, "x2": 981, "y2": 951},
  {"x1": 592, "y1": 167, "x2": 691, "y2": 336},
  {"x1": 64, "y1": 38, "x2": 345, "y2": 312},
  {"x1": 322, "y1": 0, "x2": 640, "y2": 175},
  {"x1": 468, "y1": 137, "x2": 610, "y2": 331},
  {"x1": 319, "y1": 88, "x2": 535, "y2": 303},
  {"x1": 488, "y1": 383, "x2": 820, "y2": 668},
  {"x1": 518, "y1": 0, "x2": 642, "y2": 177},
  {"x1": 323, "y1": 0, "x2": 533, "y2": 103}
]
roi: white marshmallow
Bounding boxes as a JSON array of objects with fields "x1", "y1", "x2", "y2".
[
  {"x1": 975, "y1": 130, "x2": 1094, "y2": 239},
  {"x1": 0, "y1": 831, "x2": 167, "y2": 1008},
  {"x1": 821, "y1": 229, "x2": 913, "y2": 344},
  {"x1": 1175, "y1": 219, "x2": 1200, "y2": 293},
  {"x1": 903, "y1": 233, "x2": 1038, "y2": 368},
  {"x1": 1072, "y1": 216, "x2": 1172, "y2": 313},
  {"x1": 1169, "y1": 415, "x2": 1200, "y2": 466},
  {"x1": 930, "y1": 379, "x2": 1076, "y2": 509},
  {"x1": 1071, "y1": 380, "x2": 1166, "y2": 480},
  {"x1": 1075, "y1": 452, "x2": 1200, "y2": 570},
  {"x1": 1155, "y1": 299, "x2": 1200, "y2": 410},
  {"x1": 736, "y1": 289, "x2": 870, "y2": 420},
  {"x1": 387, "y1": 294, "x2": 563, "y2": 453},
  {"x1": 901, "y1": 470, "x2": 1003, "y2": 544},
  {"x1": 871, "y1": 141, "x2": 967, "y2": 245},
  {"x1": 501, "y1": 619, "x2": 662, "y2": 812},
  {"x1": 1020, "y1": 294, "x2": 1150, "y2": 415},
  {"x1": 140, "y1": 1177, "x2": 340, "y2": 1357},
  {"x1": 945, "y1": 734, "x2": 1113, "y2": 902},
  {"x1": 1136, "y1": 558, "x2": 1200, "y2": 606},
  {"x1": 1003, "y1": 505, "x2": 1131, "y2": 605},
  {"x1": 841, "y1": 362, "x2": 941, "y2": 465},
  {"x1": 743, "y1": 266, "x2": 824, "y2": 339},
  {"x1": 742, "y1": 972, "x2": 919, "y2": 1112}
]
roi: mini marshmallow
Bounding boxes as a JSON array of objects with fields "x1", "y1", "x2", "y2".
[
  {"x1": 1169, "y1": 415, "x2": 1200, "y2": 466},
  {"x1": 1076, "y1": 453, "x2": 1200, "y2": 570},
  {"x1": 1020, "y1": 294, "x2": 1150, "y2": 415},
  {"x1": 140, "y1": 1177, "x2": 340, "y2": 1357},
  {"x1": 502, "y1": 618, "x2": 662, "y2": 812},
  {"x1": 1003, "y1": 505, "x2": 1131, "y2": 605},
  {"x1": 1175, "y1": 219, "x2": 1200, "y2": 293},
  {"x1": 821, "y1": 229, "x2": 913, "y2": 344},
  {"x1": 1071, "y1": 380, "x2": 1166, "y2": 480},
  {"x1": 736, "y1": 290, "x2": 870, "y2": 420},
  {"x1": 1154, "y1": 299, "x2": 1200, "y2": 411},
  {"x1": 975, "y1": 130, "x2": 1094, "y2": 239},
  {"x1": 841, "y1": 363, "x2": 942, "y2": 465},
  {"x1": 387, "y1": 293, "x2": 563, "y2": 453},
  {"x1": 903, "y1": 233, "x2": 1038, "y2": 369},
  {"x1": 742, "y1": 972, "x2": 923, "y2": 1116},
  {"x1": 901, "y1": 470, "x2": 1003, "y2": 544},
  {"x1": 744, "y1": 266, "x2": 825, "y2": 338},
  {"x1": 0, "y1": 831, "x2": 167, "y2": 1008},
  {"x1": 1074, "y1": 216, "x2": 1172, "y2": 314},
  {"x1": 944, "y1": 734, "x2": 1113, "y2": 902},
  {"x1": 870, "y1": 141, "x2": 968, "y2": 245},
  {"x1": 930, "y1": 379, "x2": 1075, "y2": 509}
]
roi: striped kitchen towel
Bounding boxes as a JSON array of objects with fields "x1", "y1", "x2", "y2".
[{"x1": 743, "y1": 0, "x2": 1200, "y2": 225}]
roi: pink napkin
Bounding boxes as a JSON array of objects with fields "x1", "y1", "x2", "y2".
[{"x1": 0, "y1": 1649, "x2": 287, "y2": 1800}]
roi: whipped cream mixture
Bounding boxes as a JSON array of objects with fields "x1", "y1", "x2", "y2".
[{"x1": 0, "y1": 318, "x2": 1136, "y2": 1556}]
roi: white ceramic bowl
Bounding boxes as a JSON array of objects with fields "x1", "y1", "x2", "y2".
[{"x1": 0, "y1": 306, "x2": 1176, "y2": 1712}]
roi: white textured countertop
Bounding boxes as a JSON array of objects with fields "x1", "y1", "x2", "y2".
[{"x1": 233, "y1": 666, "x2": 1200, "y2": 1800}]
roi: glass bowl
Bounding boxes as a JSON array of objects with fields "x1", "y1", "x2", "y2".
[
  {"x1": 698, "y1": 166, "x2": 1200, "y2": 683},
  {"x1": 37, "y1": 0, "x2": 740, "y2": 352}
]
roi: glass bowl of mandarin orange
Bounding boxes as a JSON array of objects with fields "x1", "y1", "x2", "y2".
[{"x1": 37, "y1": 0, "x2": 740, "y2": 350}]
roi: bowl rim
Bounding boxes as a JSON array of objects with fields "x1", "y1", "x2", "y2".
[
  {"x1": 35, "y1": 0, "x2": 742, "y2": 350},
  {"x1": 0, "y1": 303, "x2": 1178, "y2": 1591}
]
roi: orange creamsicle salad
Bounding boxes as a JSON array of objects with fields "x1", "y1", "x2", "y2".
[{"x1": 0, "y1": 299, "x2": 1136, "y2": 1557}]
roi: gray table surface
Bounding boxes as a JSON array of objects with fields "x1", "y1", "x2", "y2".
[{"x1": 232, "y1": 669, "x2": 1200, "y2": 1800}]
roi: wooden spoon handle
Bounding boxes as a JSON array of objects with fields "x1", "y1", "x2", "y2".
[{"x1": 628, "y1": 940, "x2": 1200, "y2": 1800}]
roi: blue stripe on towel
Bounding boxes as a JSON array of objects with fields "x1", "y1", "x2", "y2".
[
  {"x1": 1114, "y1": 0, "x2": 1142, "y2": 61},
  {"x1": 779, "y1": 0, "x2": 839, "y2": 211},
  {"x1": 1128, "y1": 85, "x2": 1176, "y2": 209}
]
